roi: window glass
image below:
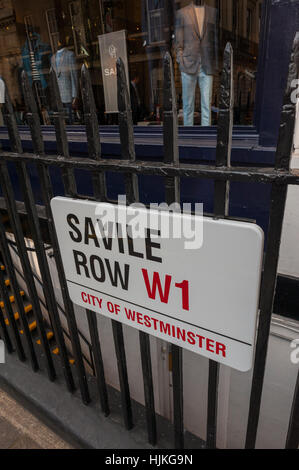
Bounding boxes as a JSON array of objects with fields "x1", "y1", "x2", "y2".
[{"x1": 0, "y1": 0, "x2": 262, "y2": 126}]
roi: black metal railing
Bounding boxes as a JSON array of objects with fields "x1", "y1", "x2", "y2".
[
  {"x1": 6, "y1": 239, "x2": 95, "y2": 375},
  {"x1": 0, "y1": 34, "x2": 298, "y2": 449}
]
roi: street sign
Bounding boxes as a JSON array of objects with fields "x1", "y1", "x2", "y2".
[
  {"x1": 51, "y1": 197, "x2": 264, "y2": 371},
  {"x1": 98, "y1": 30, "x2": 129, "y2": 113}
]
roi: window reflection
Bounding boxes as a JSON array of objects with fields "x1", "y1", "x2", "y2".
[{"x1": 0, "y1": 0, "x2": 262, "y2": 126}]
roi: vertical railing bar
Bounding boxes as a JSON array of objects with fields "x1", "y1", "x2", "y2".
[
  {"x1": 207, "y1": 42, "x2": 234, "y2": 450},
  {"x1": 2, "y1": 78, "x2": 23, "y2": 154},
  {"x1": 117, "y1": 58, "x2": 139, "y2": 201},
  {"x1": 245, "y1": 33, "x2": 299, "y2": 449},
  {"x1": 57, "y1": 151, "x2": 96, "y2": 396},
  {"x1": 79, "y1": 69, "x2": 110, "y2": 410},
  {"x1": 206, "y1": 361, "x2": 219, "y2": 448},
  {"x1": 88, "y1": 342, "x2": 96, "y2": 376},
  {"x1": 171, "y1": 342, "x2": 184, "y2": 449},
  {"x1": 81, "y1": 64, "x2": 107, "y2": 202},
  {"x1": 111, "y1": 317, "x2": 133, "y2": 429},
  {"x1": 49, "y1": 68, "x2": 77, "y2": 197},
  {"x1": 1, "y1": 84, "x2": 41, "y2": 371},
  {"x1": 163, "y1": 52, "x2": 179, "y2": 166},
  {"x1": 116, "y1": 57, "x2": 156, "y2": 441},
  {"x1": 275, "y1": 32, "x2": 299, "y2": 170},
  {"x1": 0, "y1": 162, "x2": 55, "y2": 380},
  {"x1": 21, "y1": 71, "x2": 76, "y2": 392},
  {"x1": 245, "y1": 182, "x2": 288, "y2": 447},
  {"x1": 0, "y1": 310, "x2": 13, "y2": 354},
  {"x1": 21, "y1": 70, "x2": 44, "y2": 155},
  {"x1": 81, "y1": 64, "x2": 102, "y2": 160},
  {"x1": 0, "y1": 270, "x2": 14, "y2": 355},
  {"x1": 0, "y1": 249, "x2": 25, "y2": 360},
  {"x1": 42, "y1": 71, "x2": 91, "y2": 403},
  {"x1": 17, "y1": 162, "x2": 76, "y2": 392},
  {"x1": 163, "y1": 51, "x2": 184, "y2": 450},
  {"x1": 117, "y1": 58, "x2": 135, "y2": 162},
  {"x1": 36, "y1": 162, "x2": 91, "y2": 404},
  {"x1": 105, "y1": 57, "x2": 135, "y2": 432},
  {"x1": 85, "y1": 208, "x2": 132, "y2": 424},
  {"x1": 0, "y1": 215, "x2": 37, "y2": 369},
  {"x1": 112, "y1": 58, "x2": 134, "y2": 431},
  {"x1": 86, "y1": 309, "x2": 110, "y2": 416},
  {"x1": 21, "y1": 71, "x2": 44, "y2": 155},
  {"x1": 214, "y1": 42, "x2": 233, "y2": 216},
  {"x1": 285, "y1": 368, "x2": 299, "y2": 448},
  {"x1": 80, "y1": 63, "x2": 111, "y2": 409},
  {"x1": 139, "y1": 331, "x2": 156, "y2": 444}
]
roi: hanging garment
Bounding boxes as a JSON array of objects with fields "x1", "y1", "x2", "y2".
[
  {"x1": 51, "y1": 48, "x2": 78, "y2": 104},
  {"x1": 21, "y1": 33, "x2": 51, "y2": 89},
  {"x1": 175, "y1": 3, "x2": 219, "y2": 76}
]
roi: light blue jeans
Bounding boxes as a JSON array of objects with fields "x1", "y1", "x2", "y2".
[{"x1": 181, "y1": 69, "x2": 213, "y2": 126}]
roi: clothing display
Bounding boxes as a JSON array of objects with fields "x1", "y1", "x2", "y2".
[
  {"x1": 22, "y1": 32, "x2": 51, "y2": 123},
  {"x1": 55, "y1": 47, "x2": 65, "y2": 71},
  {"x1": 181, "y1": 68, "x2": 213, "y2": 126},
  {"x1": 51, "y1": 48, "x2": 78, "y2": 105},
  {"x1": 21, "y1": 33, "x2": 51, "y2": 90},
  {"x1": 175, "y1": 2, "x2": 218, "y2": 126}
]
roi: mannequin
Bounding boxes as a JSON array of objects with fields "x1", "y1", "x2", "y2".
[
  {"x1": 51, "y1": 39, "x2": 78, "y2": 124},
  {"x1": 175, "y1": 1, "x2": 218, "y2": 126}
]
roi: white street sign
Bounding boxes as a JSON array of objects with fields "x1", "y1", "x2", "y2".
[{"x1": 51, "y1": 197, "x2": 264, "y2": 371}]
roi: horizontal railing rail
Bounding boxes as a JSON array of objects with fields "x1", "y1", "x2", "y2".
[{"x1": 1, "y1": 152, "x2": 299, "y2": 184}]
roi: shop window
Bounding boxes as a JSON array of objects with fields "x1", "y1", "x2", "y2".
[{"x1": 0, "y1": 0, "x2": 262, "y2": 128}]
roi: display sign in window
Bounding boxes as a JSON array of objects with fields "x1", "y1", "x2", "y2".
[{"x1": 98, "y1": 30, "x2": 130, "y2": 113}]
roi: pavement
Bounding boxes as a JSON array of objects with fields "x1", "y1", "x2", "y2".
[{"x1": 0, "y1": 386, "x2": 73, "y2": 449}]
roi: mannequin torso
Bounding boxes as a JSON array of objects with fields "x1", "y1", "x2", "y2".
[{"x1": 175, "y1": 3, "x2": 218, "y2": 76}]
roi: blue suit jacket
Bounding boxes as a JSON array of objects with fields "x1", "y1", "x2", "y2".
[
  {"x1": 22, "y1": 33, "x2": 51, "y2": 89},
  {"x1": 51, "y1": 49, "x2": 78, "y2": 103}
]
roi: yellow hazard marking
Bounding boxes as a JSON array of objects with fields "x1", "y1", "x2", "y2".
[
  {"x1": 36, "y1": 331, "x2": 54, "y2": 344},
  {"x1": 28, "y1": 321, "x2": 36, "y2": 331},
  {"x1": 5, "y1": 304, "x2": 33, "y2": 325},
  {"x1": 0, "y1": 291, "x2": 25, "y2": 309}
]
